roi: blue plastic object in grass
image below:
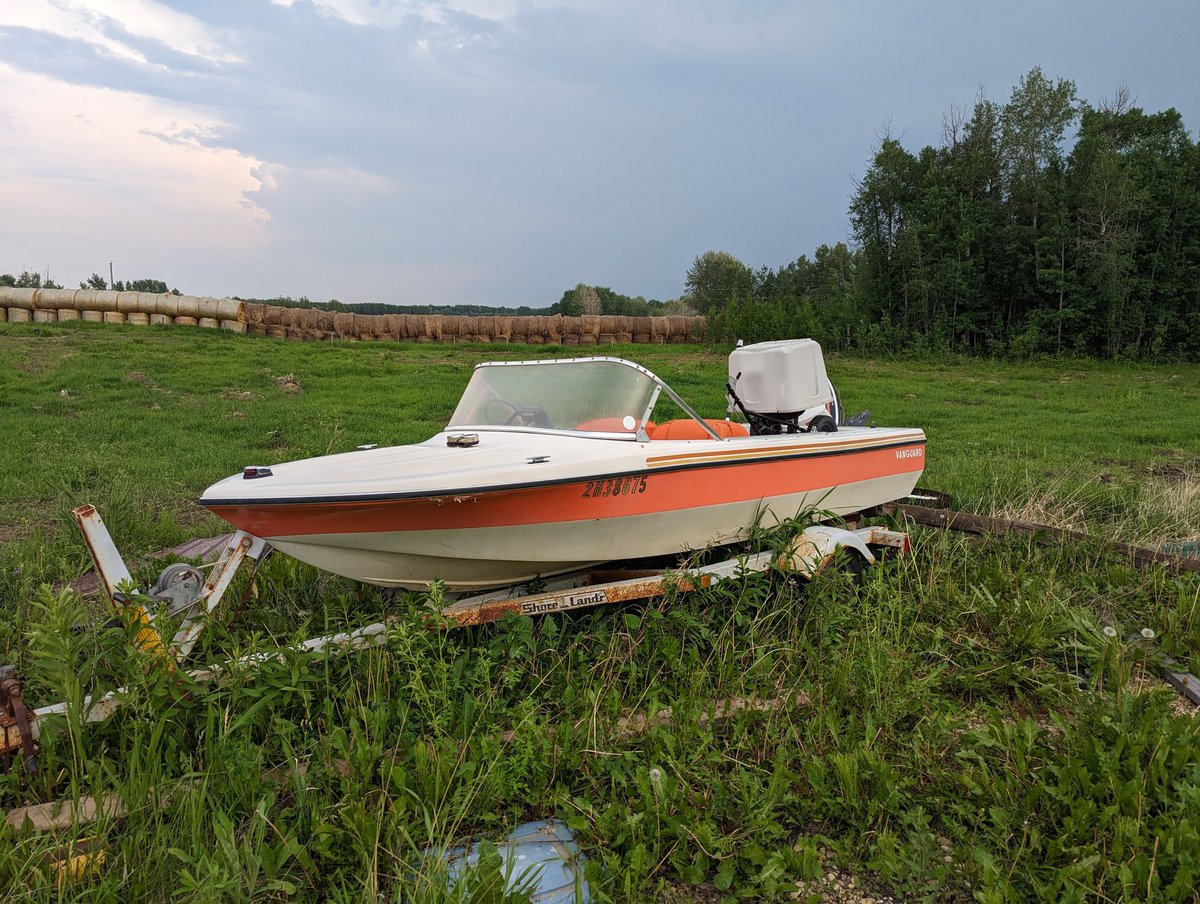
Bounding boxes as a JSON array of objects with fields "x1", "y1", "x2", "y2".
[{"x1": 429, "y1": 819, "x2": 589, "y2": 903}]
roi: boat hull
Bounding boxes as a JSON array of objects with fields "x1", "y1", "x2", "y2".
[{"x1": 203, "y1": 430, "x2": 926, "y2": 590}]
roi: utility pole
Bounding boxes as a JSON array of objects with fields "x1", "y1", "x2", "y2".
[{"x1": 109, "y1": 261, "x2": 115, "y2": 291}]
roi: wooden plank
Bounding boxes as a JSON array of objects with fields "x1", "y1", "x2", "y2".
[{"x1": 889, "y1": 503, "x2": 1200, "y2": 574}]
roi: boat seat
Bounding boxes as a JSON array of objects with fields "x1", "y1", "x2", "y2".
[
  {"x1": 574, "y1": 417, "x2": 657, "y2": 435},
  {"x1": 650, "y1": 419, "x2": 750, "y2": 440}
]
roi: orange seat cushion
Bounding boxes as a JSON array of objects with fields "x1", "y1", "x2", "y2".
[
  {"x1": 575, "y1": 417, "x2": 657, "y2": 434},
  {"x1": 650, "y1": 418, "x2": 750, "y2": 440}
]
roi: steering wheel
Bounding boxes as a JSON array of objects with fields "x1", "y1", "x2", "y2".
[
  {"x1": 484, "y1": 398, "x2": 519, "y2": 424},
  {"x1": 484, "y1": 398, "x2": 551, "y2": 427}
]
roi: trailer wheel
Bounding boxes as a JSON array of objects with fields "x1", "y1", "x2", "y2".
[{"x1": 806, "y1": 547, "x2": 866, "y2": 600}]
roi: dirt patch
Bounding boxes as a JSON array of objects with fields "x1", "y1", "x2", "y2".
[
  {"x1": 1148, "y1": 462, "x2": 1189, "y2": 482},
  {"x1": 220, "y1": 389, "x2": 259, "y2": 402},
  {"x1": 274, "y1": 374, "x2": 301, "y2": 393}
]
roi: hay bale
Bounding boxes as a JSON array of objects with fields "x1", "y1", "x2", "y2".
[
  {"x1": 248, "y1": 323, "x2": 268, "y2": 336},
  {"x1": 278, "y1": 308, "x2": 303, "y2": 332},
  {"x1": 89, "y1": 291, "x2": 120, "y2": 313},
  {"x1": 33, "y1": 309, "x2": 57, "y2": 323},
  {"x1": 562, "y1": 334, "x2": 579, "y2": 346},
  {"x1": 81, "y1": 310, "x2": 103, "y2": 323},
  {"x1": 443, "y1": 315, "x2": 465, "y2": 340},
  {"x1": 615, "y1": 316, "x2": 634, "y2": 336},
  {"x1": 141, "y1": 292, "x2": 169, "y2": 313},
  {"x1": 263, "y1": 305, "x2": 285, "y2": 326},
  {"x1": 494, "y1": 316, "x2": 513, "y2": 341},
  {"x1": 379, "y1": 313, "x2": 399, "y2": 340},
  {"x1": 1, "y1": 288, "x2": 35, "y2": 310},
  {"x1": 198, "y1": 317, "x2": 219, "y2": 329},
  {"x1": 547, "y1": 313, "x2": 563, "y2": 341},
  {"x1": 58, "y1": 309, "x2": 81, "y2": 322},
  {"x1": 315, "y1": 310, "x2": 336, "y2": 333},
  {"x1": 560, "y1": 316, "x2": 581, "y2": 341},
  {"x1": 351, "y1": 313, "x2": 375, "y2": 339},
  {"x1": 35, "y1": 288, "x2": 77, "y2": 310},
  {"x1": 667, "y1": 316, "x2": 691, "y2": 340},
  {"x1": 510, "y1": 317, "x2": 529, "y2": 340},
  {"x1": 578, "y1": 333, "x2": 597, "y2": 346},
  {"x1": 174, "y1": 315, "x2": 198, "y2": 326},
  {"x1": 527, "y1": 334, "x2": 545, "y2": 344},
  {"x1": 115, "y1": 292, "x2": 142, "y2": 314},
  {"x1": 154, "y1": 295, "x2": 181, "y2": 318},
  {"x1": 599, "y1": 333, "x2": 616, "y2": 344},
  {"x1": 650, "y1": 317, "x2": 668, "y2": 342},
  {"x1": 633, "y1": 316, "x2": 652, "y2": 336},
  {"x1": 616, "y1": 332, "x2": 632, "y2": 343},
  {"x1": 267, "y1": 325, "x2": 287, "y2": 339},
  {"x1": 244, "y1": 303, "x2": 268, "y2": 324},
  {"x1": 67, "y1": 289, "x2": 96, "y2": 311},
  {"x1": 425, "y1": 314, "x2": 443, "y2": 341},
  {"x1": 580, "y1": 314, "x2": 600, "y2": 338},
  {"x1": 599, "y1": 315, "x2": 618, "y2": 335},
  {"x1": 7, "y1": 308, "x2": 31, "y2": 322},
  {"x1": 221, "y1": 320, "x2": 247, "y2": 334},
  {"x1": 103, "y1": 311, "x2": 126, "y2": 324},
  {"x1": 633, "y1": 332, "x2": 650, "y2": 343},
  {"x1": 126, "y1": 312, "x2": 150, "y2": 326},
  {"x1": 333, "y1": 312, "x2": 356, "y2": 337},
  {"x1": 149, "y1": 313, "x2": 171, "y2": 326}
]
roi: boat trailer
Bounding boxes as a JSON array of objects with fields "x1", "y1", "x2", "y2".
[{"x1": 1, "y1": 504, "x2": 910, "y2": 773}]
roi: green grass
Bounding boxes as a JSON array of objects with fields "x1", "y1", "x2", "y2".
[{"x1": 1, "y1": 321, "x2": 1199, "y2": 902}]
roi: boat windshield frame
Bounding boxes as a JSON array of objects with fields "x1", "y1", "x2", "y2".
[{"x1": 446, "y1": 356, "x2": 721, "y2": 441}]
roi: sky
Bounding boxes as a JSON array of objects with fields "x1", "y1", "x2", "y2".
[{"x1": 2, "y1": 1, "x2": 1198, "y2": 307}]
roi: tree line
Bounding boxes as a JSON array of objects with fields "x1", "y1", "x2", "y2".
[
  {"x1": 689, "y1": 68, "x2": 1200, "y2": 361},
  {"x1": 1, "y1": 271, "x2": 180, "y2": 295}
]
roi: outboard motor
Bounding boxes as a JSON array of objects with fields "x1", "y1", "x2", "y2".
[{"x1": 727, "y1": 339, "x2": 837, "y2": 435}]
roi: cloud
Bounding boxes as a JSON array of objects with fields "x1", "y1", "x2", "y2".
[
  {"x1": 0, "y1": 0, "x2": 236, "y2": 63},
  {"x1": 0, "y1": 62, "x2": 267, "y2": 274},
  {"x1": 2, "y1": 0, "x2": 1198, "y2": 305}
]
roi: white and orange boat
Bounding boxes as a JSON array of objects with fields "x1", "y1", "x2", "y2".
[{"x1": 200, "y1": 340, "x2": 925, "y2": 590}]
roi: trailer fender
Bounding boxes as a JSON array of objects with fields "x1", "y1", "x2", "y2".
[{"x1": 777, "y1": 525, "x2": 875, "y2": 579}]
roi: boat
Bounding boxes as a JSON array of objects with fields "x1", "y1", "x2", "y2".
[{"x1": 200, "y1": 340, "x2": 926, "y2": 590}]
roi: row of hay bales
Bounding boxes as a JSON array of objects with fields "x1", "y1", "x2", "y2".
[
  {"x1": 243, "y1": 304, "x2": 705, "y2": 343},
  {"x1": 0, "y1": 288, "x2": 247, "y2": 332},
  {"x1": 0, "y1": 287, "x2": 706, "y2": 343}
]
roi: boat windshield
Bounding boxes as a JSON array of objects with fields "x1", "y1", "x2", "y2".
[{"x1": 447, "y1": 358, "x2": 668, "y2": 436}]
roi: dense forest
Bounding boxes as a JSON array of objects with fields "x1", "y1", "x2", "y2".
[
  {"x1": 6, "y1": 69, "x2": 1196, "y2": 360},
  {"x1": 701, "y1": 69, "x2": 1200, "y2": 360}
]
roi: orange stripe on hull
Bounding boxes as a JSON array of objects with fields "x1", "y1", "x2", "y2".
[{"x1": 205, "y1": 443, "x2": 925, "y2": 538}]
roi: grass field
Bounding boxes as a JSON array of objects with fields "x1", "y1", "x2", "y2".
[{"x1": 1, "y1": 321, "x2": 1199, "y2": 902}]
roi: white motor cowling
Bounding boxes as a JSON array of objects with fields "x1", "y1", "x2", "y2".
[{"x1": 728, "y1": 339, "x2": 837, "y2": 434}]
